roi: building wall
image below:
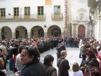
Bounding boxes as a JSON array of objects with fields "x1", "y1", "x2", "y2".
[
  {"x1": 0, "y1": 0, "x2": 66, "y2": 39},
  {"x1": 87, "y1": 0, "x2": 101, "y2": 40},
  {"x1": 71, "y1": 0, "x2": 89, "y2": 38}
]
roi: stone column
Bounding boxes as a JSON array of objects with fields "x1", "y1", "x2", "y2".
[
  {"x1": 44, "y1": 26, "x2": 47, "y2": 37},
  {"x1": 12, "y1": 32, "x2": 15, "y2": 39},
  {"x1": 28, "y1": 32, "x2": 30, "y2": 39},
  {"x1": 74, "y1": 24, "x2": 77, "y2": 38}
]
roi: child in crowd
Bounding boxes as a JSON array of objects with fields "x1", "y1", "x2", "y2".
[{"x1": 72, "y1": 62, "x2": 83, "y2": 76}]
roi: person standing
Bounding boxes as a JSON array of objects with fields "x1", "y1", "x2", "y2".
[
  {"x1": 56, "y1": 42, "x2": 66, "y2": 59},
  {"x1": 0, "y1": 57, "x2": 6, "y2": 76},
  {"x1": 44, "y1": 54, "x2": 57, "y2": 76},
  {"x1": 57, "y1": 50, "x2": 70, "y2": 76},
  {"x1": 72, "y1": 62, "x2": 83, "y2": 76},
  {"x1": 15, "y1": 45, "x2": 25, "y2": 75},
  {"x1": 20, "y1": 46, "x2": 47, "y2": 76}
]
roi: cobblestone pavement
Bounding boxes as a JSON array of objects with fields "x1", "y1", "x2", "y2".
[{"x1": 6, "y1": 47, "x2": 82, "y2": 76}]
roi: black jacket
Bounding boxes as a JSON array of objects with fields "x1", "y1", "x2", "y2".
[
  {"x1": 21, "y1": 62, "x2": 47, "y2": 76},
  {"x1": 58, "y1": 59, "x2": 70, "y2": 76},
  {"x1": 0, "y1": 70, "x2": 6, "y2": 76}
]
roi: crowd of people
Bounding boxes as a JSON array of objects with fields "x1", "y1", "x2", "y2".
[
  {"x1": 79, "y1": 38, "x2": 101, "y2": 76},
  {"x1": 0, "y1": 37, "x2": 101, "y2": 76}
]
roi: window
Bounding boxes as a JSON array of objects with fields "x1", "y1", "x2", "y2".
[
  {"x1": 14, "y1": 7, "x2": 19, "y2": 16},
  {"x1": 0, "y1": 8, "x2": 5, "y2": 17},
  {"x1": 54, "y1": 5, "x2": 60, "y2": 14},
  {"x1": 37, "y1": 6, "x2": 44, "y2": 15},
  {"x1": 24, "y1": 7, "x2": 30, "y2": 16}
]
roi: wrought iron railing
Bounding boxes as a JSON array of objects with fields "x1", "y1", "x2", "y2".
[{"x1": 51, "y1": 13, "x2": 63, "y2": 21}]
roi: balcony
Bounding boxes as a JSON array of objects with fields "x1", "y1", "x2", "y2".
[
  {"x1": 51, "y1": 13, "x2": 63, "y2": 21},
  {"x1": 34, "y1": 14, "x2": 46, "y2": 21},
  {"x1": 0, "y1": 16, "x2": 5, "y2": 20},
  {"x1": 24, "y1": 15, "x2": 31, "y2": 20},
  {"x1": 0, "y1": 14, "x2": 46, "y2": 22},
  {"x1": 13, "y1": 16, "x2": 22, "y2": 20},
  {"x1": 0, "y1": 15, "x2": 23, "y2": 22}
]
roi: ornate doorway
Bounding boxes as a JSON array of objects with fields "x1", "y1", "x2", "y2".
[{"x1": 78, "y1": 25, "x2": 85, "y2": 38}]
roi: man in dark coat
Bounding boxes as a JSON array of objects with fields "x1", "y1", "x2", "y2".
[{"x1": 56, "y1": 42, "x2": 66, "y2": 59}]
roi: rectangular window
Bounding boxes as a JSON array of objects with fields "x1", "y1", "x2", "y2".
[
  {"x1": 14, "y1": 7, "x2": 19, "y2": 16},
  {"x1": 54, "y1": 5, "x2": 60, "y2": 14},
  {"x1": 24, "y1": 7, "x2": 30, "y2": 16},
  {"x1": 38, "y1": 6, "x2": 44, "y2": 15},
  {"x1": 0, "y1": 8, "x2": 5, "y2": 17}
]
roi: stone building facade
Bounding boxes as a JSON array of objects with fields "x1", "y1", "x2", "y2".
[
  {"x1": 88, "y1": 0, "x2": 101, "y2": 40},
  {"x1": 71, "y1": 0, "x2": 90, "y2": 39},
  {"x1": 0, "y1": 0, "x2": 71, "y2": 39}
]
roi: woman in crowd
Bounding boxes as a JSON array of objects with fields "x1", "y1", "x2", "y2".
[{"x1": 81, "y1": 49, "x2": 100, "y2": 76}]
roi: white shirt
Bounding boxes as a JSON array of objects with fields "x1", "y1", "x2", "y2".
[
  {"x1": 15, "y1": 54, "x2": 24, "y2": 71},
  {"x1": 73, "y1": 70, "x2": 83, "y2": 76}
]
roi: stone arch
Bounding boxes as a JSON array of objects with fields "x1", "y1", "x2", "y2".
[
  {"x1": 1, "y1": 26, "x2": 12, "y2": 40},
  {"x1": 47, "y1": 25, "x2": 61, "y2": 37},
  {"x1": 30, "y1": 26, "x2": 44, "y2": 38},
  {"x1": 15, "y1": 26, "x2": 28, "y2": 39},
  {"x1": 78, "y1": 25, "x2": 85, "y2": 38}
]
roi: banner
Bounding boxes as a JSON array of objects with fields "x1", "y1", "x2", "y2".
[{"x1": 45, "y1": 0, "x2": 52, "y2": 5}]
